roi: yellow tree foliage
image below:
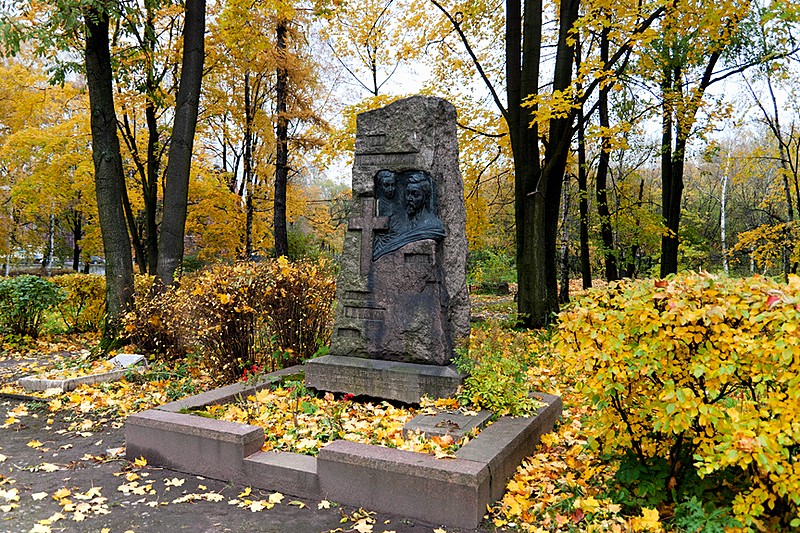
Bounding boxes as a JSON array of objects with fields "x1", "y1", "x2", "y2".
[
  {"x1": 0, "y1": 58, "x2": 99, "y2": 263},
  {"x1": 557, "y1": 272, "x2": 800, "y2": 529}
]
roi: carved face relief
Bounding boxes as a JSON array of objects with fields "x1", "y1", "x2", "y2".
[
  {"x1": 379, "y1": 175, "x2": 396, "y2": 199},
  {"x1": 406, "y1": 183, "x2": 425, "y2": 217}
]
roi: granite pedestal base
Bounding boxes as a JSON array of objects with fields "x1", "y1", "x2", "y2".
[
  {"x1": 125, "y1": 364, "x2": 563, "y2": 529},
  {"x1": 304, "y1": 355, "x2": 465, "y2": 404}
]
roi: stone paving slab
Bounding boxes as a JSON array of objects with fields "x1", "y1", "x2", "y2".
[
  {"x1": 125, "y1": 365, "x2": 562, "y2": 529},
  {"x1": 403, "y1": 408, "x2": 493, "y2": 440}
]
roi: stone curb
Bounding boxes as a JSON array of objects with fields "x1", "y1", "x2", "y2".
[{"x1": 125, "y1": 365, "x2": 562, "y2": 529}]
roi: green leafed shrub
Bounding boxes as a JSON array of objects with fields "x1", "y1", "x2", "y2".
[
  {"x1": 0, "y1": 275, "x2": 65, "y2": 338},
  {"x1": 467, "y1": 248, "x2": 516, "y2": 293},
  {"x1": 455, "y1": 323, "x2": 543, "y2": 417},
  {"x1": 556, "y1": 272, "x2": 800, "y2": 530},
  {"x1": 51, "y1": 274, "x2": 106, "y2": 333}
]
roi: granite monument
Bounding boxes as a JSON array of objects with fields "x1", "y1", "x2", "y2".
[{"x1": 305, "y1": 96, "x2": 469, "y2": 403}]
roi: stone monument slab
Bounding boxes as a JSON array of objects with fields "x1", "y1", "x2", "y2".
[{"x1": 306, "y1": 95, "x2": 470, "y2": 402}]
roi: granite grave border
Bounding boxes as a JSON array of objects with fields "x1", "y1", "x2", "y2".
[{"x1": 125, "y1": 365, "x2": 562, "y2": 529}]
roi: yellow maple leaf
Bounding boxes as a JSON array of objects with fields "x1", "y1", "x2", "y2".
[
  {"x1": 52, "y1": 488, "x2": 71, "y2": 500},
  {"x1": 249, "y1": 500, "x2": 268, "y2": 512},
  {"x1": 133, "y1": 457, "x2": 147, "y2": 467},
  {"x1": 631, "y1": 507, "x2": 662, "y2": 532},
  {"x1": 238, "y1": 487, "x2": 252, "y2": 498},
  {"x1": 26, "y1": 439, "x2": 43, "y2": 449},
  {"x1": 352, "y1": 519, "x2": 373, "y2": 533},
  {"x1": 268, "y1": 492, "x2": 284, "y2": 504}
]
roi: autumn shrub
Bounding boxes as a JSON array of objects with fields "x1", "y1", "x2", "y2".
[
  {"x1": 260, "y1": 257, "x2": 336, "y2": 366},
  {"x1": 122, "y1": 275, "x2": 188, "y2": 361},
  {"x1": 455, "y1": 323, "x2": 543, "y2": 416},
  {"x1": 178, "y1": 258, "x2": 336, "y2": 382},
  {"x1": 0, "y1": 274, "x2": 65, "y2": 338},
  {"x1": 51, "y1": 274, "x2": 106, "y2": 332},
  {"x1": 556, "y1": 272, "x2": 800, "y2": 530}
]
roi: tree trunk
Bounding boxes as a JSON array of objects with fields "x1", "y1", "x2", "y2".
[
  {"x1": 42, "y1": 212, "x2": 55, "y2": 273},
  {"x1": 274, "y1": 19, "x2": 290, "y2": 258},
  {"x1": 559, "y1": 181, "x2": 571, "y2": 304},
  {"x1": 596, "y1": 25, "x2": 618, "y2": 282},
  {"x1": 659, "y1": 69, "x2": 677, "y2": 277},
  {"x1": 143, "y1": 0, "x2": 160, "y2": 275},
  {"x1": 720, "y1": 159, "x2": 729, "y2": 275},
  {"x1": 84, "y1": 7, "x2": 135, "y2": 334},
  {"x1": 72, "y1": 209, "x2": 82, "y2": 272},
  {"x1": 575, "y1": 42, "x2": 592, "y2": 289},
  {"x1": 243, "y1": 70, "x2": 254, "y2": 259},
  {"x1": 156, "y1": 0, "x2": 206, "y2": 287}
]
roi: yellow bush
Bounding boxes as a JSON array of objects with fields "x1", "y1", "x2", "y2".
[
  {"x1": 50, "y1": 274, "x2": 106, "y2": 333},
  {"x1": 556, "y1": 272, "x2": 800, "y2": 529},
  {"x1": 122, "y1": 274, "x2": 187, "y2": 361},
  {"x1": 123, "y1": 259, "x2": 336, "y2": 383}
]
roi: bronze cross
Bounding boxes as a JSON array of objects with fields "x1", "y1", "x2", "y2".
[{"x1": 349, "y1": 197, "x2": 388, "y2": 276}]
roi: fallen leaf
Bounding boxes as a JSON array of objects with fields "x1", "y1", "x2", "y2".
[
  {"x1": 353, "y1": 519, "x2": 373, "y2": 533},
  {"x1": 133, "y1": 457, "x2": 147, "y2": 467},
  {"x1": 31, "y1": 492, "x2": 48, "y2": 501},
  {"x1": 27, "y1": 440, "x2": 44, "y2": 449},
  {"x1": 52, "y1": 488, "x2": 71, "y2": 500},
  {"x1": 39, "y1": 463, "x2": 60, "y2": 473},
  {"x1": 248, "y1": 500, "x2": 267, "y2": 512}
]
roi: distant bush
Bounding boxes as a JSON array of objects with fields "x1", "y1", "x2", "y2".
[
  {"x1": 51, "y1": 274, "x2": 106, "y2": 332},
  {"x1": 468, "y1": 249, "x2": 516, "y2": 293},
  {"x1": 556, "y1": 272, "x2": 800, "y2": 529},
  {"x1": 122, "y1": 258, "x2": 336, "y2": 383},
  {"x1": 0, "y1": 275, "x2": 65, "y2": 338}
]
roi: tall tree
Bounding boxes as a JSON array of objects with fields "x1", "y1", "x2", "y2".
[
  {"x1": 640, "y1": 0, "x2": 800, "y2": 276},
  {"x1": 431, "y1": 0, "x2": 662, "y2": 326},
  {"x1": 274, "y1": 18, "x2": 290, "y2": 257},
  {"x1": 84, "y1": 5, "x2": 135, "y2": 332},
  {"x1": 156, "y1": 0, "x2": 206, "y2": 287}
]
